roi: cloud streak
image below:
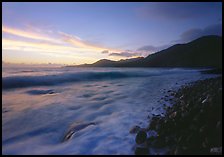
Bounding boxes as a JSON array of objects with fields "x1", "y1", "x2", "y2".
[
  {"x1": 3, "y1": 25, "x2": 124, "y2": 56},
  {"x1": 109, "y1": 51, "x2": 141, "y2": 57},
  {"x1": 137, "y1": 45, "x2": 171, "y2": 53},
  {"x1": 177, "y1": 23, "x2": 222, "y2": 43},
  {"x1": 3, "y1": 25, "x2": 137, "y2": 64},
  {"x1": 2, "y1": 25, "x2": 59, "y2": 43},
  {"x1": 58, "y1": 31, "x2": 122, "y2": 53}
]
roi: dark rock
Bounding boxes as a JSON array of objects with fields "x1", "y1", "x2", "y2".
[
  {"x1": 129, "y1": 125, "x2": 141, "y2": 134},
  {"x1": 153, "y1": 137, "x2": 167, "y2": 148},
  {"x1": 210, "y1": 147, "x2": 222, "y2": 155},
  {"x1": 146, "y1": 136, "x2": 155, "y2": 146},
  {"x1": 62, "y1": 122, "x2": 96, "y2": 142},
  {"x1": 135, "y1": 146, "x2": 149, "y2": 155},
  {"x1": 135, "y1": 130, "x2": 147, "y2": 144},
  {"x1": 133, "y1": 77, "x2": 222, "y2": 155}
]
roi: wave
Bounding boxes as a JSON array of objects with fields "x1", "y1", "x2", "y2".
[{"x1": 2, "y1": 69, "x2": 198, "y2": 90}]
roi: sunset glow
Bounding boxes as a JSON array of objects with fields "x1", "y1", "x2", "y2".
[{"x1": 2, "y1": 2, "x2": 222, "y2": 65}]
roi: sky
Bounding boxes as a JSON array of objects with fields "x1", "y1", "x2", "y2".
[{"x1": 2, "y1": 2, "x2": 222, "y2": 65}]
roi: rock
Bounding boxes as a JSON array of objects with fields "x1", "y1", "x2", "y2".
[
  {"x1": 146, "y1": 136, "x2": 155, "y2": 146},
  {"x1": 169, "y1": 111, "x2": 177, "y2": 119},
  {"x1": 62, "y1": 122, "x2": 96, "y2": 142},
  {"x1": 210, "y1": 147, "x2": 222, "y2": 154},
  {"x1": 153, "y1": 137, "x2": 167, "y2": 148},
  {"x1": 216, "y1": 121, "x2": 221, "y2": 128},
  {"x1": 170, "y1": 92, "x2": 175, "y2": 96},
  {"x1": 129, "y1": 125, "x2": 141, "y2": 134},
  {"x1": 199, "y1": 126, "x2": 206, "y2": 133},
  {"x1": 174, "y1": 147, "x2": 181, "y2": 155},
  {"x1": 135, "y1": 130, "x2": 147, "y2": 144},
  {"x1": 202, "y1": 95, "x2": 210, "y2": 104},
  {"x1": 135, "y1": 147, "x2": 149, "y2": 155}
]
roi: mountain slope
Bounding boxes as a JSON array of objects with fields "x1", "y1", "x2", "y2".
[
  {"x1": 140, "y1": 35, "x2": 222, "y2": 67},
  {"x1": 78, "y1": 35, "x2": 222, "y2": 68}
]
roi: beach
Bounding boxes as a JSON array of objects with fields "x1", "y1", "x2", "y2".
[{"x1": 133, "y1": 74, "x2": 222, "y2": 155}]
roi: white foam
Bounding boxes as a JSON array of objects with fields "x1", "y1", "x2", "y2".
[{"x1": 2, "y1": 67, "x2": 216, "y2": 155}]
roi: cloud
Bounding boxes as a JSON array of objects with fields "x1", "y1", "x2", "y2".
[
  {"x1": 137, "y1": 2, "x2": 222, "y2": 20},
  {"x1": 177, "y1": 23, "x2": 222, "y2": 43},
  {"x1": 2, "y1": 25, "x2": 123, "y2": 54},
  {"x1": 137, "y1": 44, "x2": 170, "y2": 53},
  {"x1": 109, "y1": 51, "x2": 141, "y2": 57},
  {"x1": 101, "y1": 50, "x2": 109, "y2": 54},
  {"x1": 2, "y1": 38, "x2": 94, "y2": 56},
  {"x1": 2, "y1": 25, "x2": 60, "y2": 43},
  {"x1": 58, "y1": 31, "x2": 121, "y2": 53}
]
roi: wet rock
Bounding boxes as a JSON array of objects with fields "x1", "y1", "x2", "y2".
[
  {"x1": 170, "y1": 92, "x2": 175, "y2": 96},
  {"x1": 202, "y1": 96, "x2": 209, "y2": 104},
  {"x1": 210, "y1": 147, "x2": 222, "y2": 155},
  {"x1": 180, "y1": 95, "x2": 184, "y2": 99},
  {"x1": 146, "y1": 136, "x2": 155, "y2": 146},
  {"x1": 216, "y1": 121, "x2": 221, "y2": 128},
  {"x1": 153, "y1": 137, "x2": 167, "y2": 148},
  {"x1": 62, "y1": 122, "x2": 96, "y2": 142},
  {"x1": 134, "y1": 77, "x2": 222, "y2": 155},
  {"x1": 169, "y1": 111, "x2": 177, "y2": 119},
  {"x1": 135, "y1": 146, "x2": 149, "y2": 155},
  {"x1": 129, "y1": 125, "x2": 141, "y2": 134},
  {"x1": 135, "y1": 130, "x2": 147, "y2": 144}
]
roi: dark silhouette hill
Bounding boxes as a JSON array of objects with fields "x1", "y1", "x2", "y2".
[{"x1": 77, "y1": 35, "x2": 222, "y2": 68}]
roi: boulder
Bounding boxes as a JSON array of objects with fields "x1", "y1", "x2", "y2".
[
  {"x1": 135, "y1": 130, "x2": 147, "y2": 144},
  {"x1": 129, "y1": 125, "x2": 141, "y2": 134}
]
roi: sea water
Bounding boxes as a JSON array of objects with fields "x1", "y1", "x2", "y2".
[{"x1": 2, "y1": 66, "x2": 216, "y2": 155}]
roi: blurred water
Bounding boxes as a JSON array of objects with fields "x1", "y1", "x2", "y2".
[{"x1": 2, "y1": 66, "x2": 214, "y2": 155}]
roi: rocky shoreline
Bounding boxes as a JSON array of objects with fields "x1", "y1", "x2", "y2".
[{"x1": 132, "y1": 76, "x2": 222, "y2": 155}]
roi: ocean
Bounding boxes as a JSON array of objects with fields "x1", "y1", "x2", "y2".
[{"x1": 2, "y1": 66, "x2": 216, "y2": 155}]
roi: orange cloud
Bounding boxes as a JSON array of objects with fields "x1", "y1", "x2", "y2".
[
  {"x1": 2, "y1": 26, "x2": 59, "y2": 43},
  {"x1": 2, "y1": 25, "x2": 139, "y2": 64},
  {"x1": 58, "y1": 31, "x2": 122, "y2": 53},
  {"x1": 2, "y1": 25, "x2": 123, "y2": 53},
  {"x1": 2, "y1": 38, "x2": 98, "y2": 54}
]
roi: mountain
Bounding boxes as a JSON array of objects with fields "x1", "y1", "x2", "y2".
[
  {"x1": 140, "y1": 35, "x2": 222, "y2": 68},
  {"x1": 78, "y1": 57, "x2": 144, "y2": 67},
  {"x1": 78, "y1": 35, "x2": 222, "y2": 68}
]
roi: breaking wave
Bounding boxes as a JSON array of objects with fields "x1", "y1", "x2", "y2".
[{"x1": 2, "y1": 69, "x2": 199, "y2": 90}]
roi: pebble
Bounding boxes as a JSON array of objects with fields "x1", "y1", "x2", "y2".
[
  {"x1": 135, "y1": 130, "x2": 147, "y2": 144},
  {"x1": 135, "y1": 147, "x2": 149, "y2": 155},
  {"x1": 130, "y1": 125, "x2": 141, "y2": 134},
  {"x1": 133, "y1": 77, "x2": 222, "y2": 155},
  {"x1": 210, "y1": 147, "x2": 222, "y2": 154}
]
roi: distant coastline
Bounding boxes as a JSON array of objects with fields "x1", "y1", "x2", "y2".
[{"x1": 71, "y1": 35, "x2": 222, "y2": 69}]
